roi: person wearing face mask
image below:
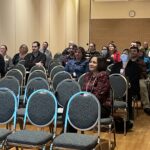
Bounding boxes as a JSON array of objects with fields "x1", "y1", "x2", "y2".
[
  {"x1": 110, "y1": 49, "x2": 129, "y2": 75},
  {"x1": 101, "y1": 46, "x2": 113, "y2": 66}
]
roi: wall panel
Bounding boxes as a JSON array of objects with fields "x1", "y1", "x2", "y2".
[{"x1": 90, "y1": 19, "x2": 150, "y2": 51}]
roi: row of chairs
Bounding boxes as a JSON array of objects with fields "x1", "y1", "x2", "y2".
[{"x1": 0, "y1": 88, "x2": 101, "y2": 150}]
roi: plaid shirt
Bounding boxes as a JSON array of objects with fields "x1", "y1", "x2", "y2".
[{"x1": 82, "y1": 71, "x2": 112, "y2": 108}]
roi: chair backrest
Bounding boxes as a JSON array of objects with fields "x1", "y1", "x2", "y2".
[
  {"x1": 0, "y1": 76, "x2": 20, "y2": 105},
  {"x1": 50, "y1": 65, "x2": 64, "y2": 80},
  {"x1": 13, "y1": 64, "x2": 26, "y2": 79},
  {"x1": 109, "y1": 73, "x2": 128, "y2": 101},
  {"x1": 53, "y1": 53, "x2": 62, "y2": 60},
  {"x1": 30, "y1": 65, "x2": 46, "y2": 74},
  {"x1": 0, "y1": 88, "x2": 17, "y2": 130},
  {"x1": 107, "y1": 64, "x2": 114, "y2": 74},
  {"x1": 48, "y1": 61, "x2": 61, "y2": 75},
  {"x1": 78, "y1": 73, "x2": 86, "y2": 88},
  {"x1": 64, "y1": 91, "x2": 100, "y2": 133},
  {"x1": 27, "y1": 70, "x2": 47, "y2": 82},
  {"x1": 24, "y1": 89, "x2": 57, "y2": 130},
  {"x1": 24, "y1": 77, "x2": 50, "y2": 104},
  {"x1": 18, "y1": 60, "x2": 25, "y2": 65},
  {"x1": 52, "y1": 71, "x2": 72, "y2": 91},
  {"x1": 55, "y1": 79, "x2": 81, "y2": 107},
  {"x1": 6, "y1": 69, "x2": 23, "y2": 86}
]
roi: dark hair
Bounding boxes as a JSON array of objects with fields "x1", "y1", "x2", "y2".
[
  {"x1": 136, "y1": 41, "x2": 141, "y2": 46},
  {"x1": 122, "y1": 48, "x2": 129, "y2": 54},
  {"x1": 43, "y1": 41, "x2": 48, "y2": 46},
  {"x1": 1, "y1": 45, "x2": 7, "y2": 50},
  {"x1": 32, "y1": 41, "x2": 40, "y2": 48},
  {"x1": 75, "y1": 46, "x2": 86, "y2": 60},
  {"x1": 89, "y1": 56, "x2": 107, "y2": 72},
  {"x1": 130, "y1": 46, "x2": 139, "y2": 52}
]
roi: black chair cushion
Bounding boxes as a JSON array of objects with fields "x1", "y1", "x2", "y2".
[
  {"x1": 53, "y1": 133, "x2": 98, "y2": 150},
  {"x1": 0, "y1": 129, "x2": 12, "y2": 141},
  {"x1": 7, "y1": 130, "x2": 53, "y2": 145}
]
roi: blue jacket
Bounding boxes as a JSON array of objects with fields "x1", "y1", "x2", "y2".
[{"x1": 65, "y1": 59, "x2": 89, "y2": 78}]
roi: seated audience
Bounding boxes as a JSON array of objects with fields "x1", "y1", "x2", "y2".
[
  {"x1": 82, "y1": 56, "x2": 112, "y2": 118},
  {"x1": 101, "y1": 45, "x2": 113, "y2": 66},
  {"x1": 24, "y1": 41, "x2": 46, "y2": 71},
  {"x1": 143, "y1": 41, "x2": 150, "y2": 57},
  {"x1": 65, "y1": 46, "x2": 88, "y2": 79},
  {"x1": 62, "y1": 41, "x2": 74, "y2": 56},
  {"x1": 86, "y1": 42, "x2": 100, "y2": 59},
  {"x1": 40, "y1": 41, "x2": 52, "y2": 68},
  {"x1": 0, "y1": 53, "x2": 5, "y2": 77},
  {"x1": 111, "y1": 46, "x2": 150, "y2": 119},
  {"x1": 12, "y1": 44, "x2": 28, "y2": 65},
  {"x1": 139, "y1": 46, "x2": 150, "y2": 74},
  {"x1": 108, "y1": 43, "x2": 121, "y2": 63},
  {"x1": 62, "y1": 44, "x2": 77, "y2": 66},
  {"x1": 0, "y1": 45, "x2": 13, "y2": 72}
]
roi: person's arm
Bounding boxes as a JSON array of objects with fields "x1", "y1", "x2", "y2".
[
  {"x1": 92, "y1": 72, "x2": 110, "y2": 104},
  {"x1": 0, "y1": 55, "x2": 5, "y2": 77}
]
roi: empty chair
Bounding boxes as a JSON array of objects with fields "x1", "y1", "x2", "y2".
[
  {"x1": 23, "y1": 77, "x2": 50, "y2": 104},
  {"x1": 50, "y1": 65, "x2": 64, "y2": 80},
  {"x1": 6, "y1": 69, "x2": 23, "y2": 87},
  {"x1": 0, "y1": 88, "x2": 17, "y2": 149},
  {"x1": 109, "y1": 73, "x2": 128, "y2": 135},
  {"x1": 17, "y1": 77, "x2": 50, "y2": 129},
  {"x1": 77, "y1": 73, "x2": 86, "y2": 88},
  {"x1": 0, "y1": 76, "x2": 20, "y2": 106},
  {"x1": 13, "y1": 64, "x2": 26, "y2": 85},
  {"x1": 48, "y1": 61, "x2": 61, "y2": 76},
  {"x1": 30, "y1": 65, "x2": 46, "y2": 74},
  {"x1": 7, "y1": 89, "x2": 58, "y2": 150},
  {"x1": 52, "y1": 91, "x2": 101, "y2": 150},
  {"x1": 55, "y1": 79, "x2": 81, "y2": 109},
  {"x1": 27, "y1": 70, "x2": 47, "y2": 82},
  {"x1": 52, "y1": 71, "x2": 72, "y2": 91}
]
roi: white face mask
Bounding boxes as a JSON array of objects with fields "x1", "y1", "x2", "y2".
[
  {"x1": 121, "y1": 54, "x2": 128, "y2": 63},
  {"x1": 101, "y1": 49, "x2": 108, "y2": 57}
]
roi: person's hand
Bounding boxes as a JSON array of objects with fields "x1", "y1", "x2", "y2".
[{"x1": 35, "y1": 61, "x2": 43, "y2": 67}]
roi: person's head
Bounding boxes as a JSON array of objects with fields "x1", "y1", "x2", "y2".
[
  {"x1": 0, "y1": 45, "x2": 7, "y2": 56},
  {"x1": 130, "y1": 41, "x2": 137, "y2": 48},
  {"x1": 68, "y1": 41, "x2": 74, "y2": 47},
  {"x1": 42, "y1": 42, "x2": 48, "y2": 50},
  {"x1": 69, "y1": 44, "x2": 77, "y2": 56},
  {"x1": 143, "y1": 41, "x2": 149, "y2": 50},
  {"x1": 32, "y1": 41, "x2": 40, "y2": 53},
  {"x1": 108, "y1": 43, "x2": 117, "y2": 54},
  {"x1": 74, "y1": 46, "x2": 86, "y2": 61},
  {"x1": 101, "y1": 46, "x2": 109, "y2": 58},
  {"x1": 130, "y1": 46, "x2": 139, "y2": 59},
  {"x1": 136, "y1": 41, "x2": 141, "y2": 48},
  {"x1": 89, "y1": 42, "x2": 96, "y2": 52},
  {"x1": 89, "y1": 56, "x2": 107, "y2": 73},
  {"x1": 19, "y1": 44, "x2": 28, "y2": 55},
  {"x1": 139, "y1": 46, "x2": 145, "y2": 57}
]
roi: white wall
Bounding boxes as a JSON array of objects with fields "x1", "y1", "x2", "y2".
[{"x1": 0, "y1": 0, "x2": 79, "y2": 57}]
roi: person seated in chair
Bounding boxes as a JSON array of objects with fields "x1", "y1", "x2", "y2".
[
  {"x1": 24, "y1": 41, "x2": 46, "y2": 71},
  {"x1": 82, "y1": 56, "x2": 112, "y2": 118},
  {"x1": 12, "y1": 44, "x2": 28, "y2": 65}
]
